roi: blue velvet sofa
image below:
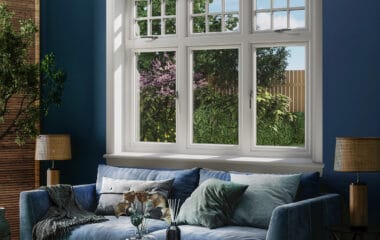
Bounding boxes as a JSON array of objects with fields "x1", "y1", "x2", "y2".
[{"x1": 20, "y1": 165, "x2": 342, "y2": 240}]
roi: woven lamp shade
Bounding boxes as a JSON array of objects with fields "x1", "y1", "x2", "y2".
[
  {"x1": 35, "y1": 134, "x2": 71, "y2": 161},
  {"x1": 334, "y1": 137, "x2": 380, "y2": 172}
]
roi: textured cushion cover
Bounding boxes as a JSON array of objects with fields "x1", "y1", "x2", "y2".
[
  {"x1": 231, "y1": 173, "x2": 301, "y2": 228},
  {"x1": 200, "y1": 168, "x2": 320, "y2": 201},
  {"x1": 177, "y1": 178, "x2": 248, "y2": 229},
  {"x1": 96, "y1": 164, "x2": 200, "y2": 204},
  {"x1": 95, "y1": 177, "x2": 173, "y2": 215},
  {"x1": 199, "y1": 168, "x2": 230, "y2": 184}
]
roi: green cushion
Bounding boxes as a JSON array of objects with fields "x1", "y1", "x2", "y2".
[
  {"x1": 177, "y1": 178, "x2": 248, "y2": 229},
  {"x1": 231, "y1": 173, "x2": 301, "y2": 228}
]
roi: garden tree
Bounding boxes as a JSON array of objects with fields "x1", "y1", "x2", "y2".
[
  {"x1": 256, "y1": 47, "x2": 289, "y2": 87},
  {"x1": 0, "y1": 4, "x2": 65, "y2": 145}
]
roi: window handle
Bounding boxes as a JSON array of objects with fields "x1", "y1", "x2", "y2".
[
  {"x1": 274, "y1": 28, "x2": 291, "y2": 33},
  {"x1": 175, "y1": 91, "x2": 179, "y2": 99},
  {"x1": 249, "y1": 90, "x2": 253, "y2": 109}
]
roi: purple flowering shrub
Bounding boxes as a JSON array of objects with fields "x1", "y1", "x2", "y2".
[{"x1": 139, "y1": 53, "x2": 177, "y2": 142}]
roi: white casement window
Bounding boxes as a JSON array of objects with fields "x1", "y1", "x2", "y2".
[{"x1": 106, "y1": 0, "x2": 323, "y2": 164}]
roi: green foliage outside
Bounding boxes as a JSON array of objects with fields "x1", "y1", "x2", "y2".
[
  {"x1": 136, "y1": 1, "x2": 304, "y2": 146},
  {"x1": 256, "y1": 87, "x2": 304, "y2": 146},
  {"x1": 0, "y1": 4, "x2": 65, "y2": 145},
  {"x1": 193, "y1": 87, "x2": 238, "y2": 144}
]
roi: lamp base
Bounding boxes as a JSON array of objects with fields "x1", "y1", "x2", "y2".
[
  {"x1": 47, "y1": 168, "x2": 60, "y2": 186},
  {"x1": 349, "y1": 182, "x2": 368, "y2": 227}
]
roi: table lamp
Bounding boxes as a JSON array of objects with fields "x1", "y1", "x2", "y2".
[
  {"x1": 35, "y1": 134, "x2": 71, "y2": 186},
  {"x1": 334, "y1": 137, "x2": 380, "y2": 228}
]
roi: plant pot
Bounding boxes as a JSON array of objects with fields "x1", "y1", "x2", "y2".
[{"x1": 0, "y1": 207, "x2": 10, "y2": 240}]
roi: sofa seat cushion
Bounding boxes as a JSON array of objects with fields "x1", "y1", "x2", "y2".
[
  {"x1": 67, "y1": 216, "x2": 168, "y2": 240},
  {"x1": 150, "y1": 225, "x2": 267, "y2": 240}
]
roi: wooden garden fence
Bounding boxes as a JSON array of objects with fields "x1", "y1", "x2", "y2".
[{"x1": 266, "y1": 70, "x2": 305, "y2": 113}]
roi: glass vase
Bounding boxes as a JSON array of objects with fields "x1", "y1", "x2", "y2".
[{"x1": 166, "y1": 222, "x2": 180, "y2": 240}]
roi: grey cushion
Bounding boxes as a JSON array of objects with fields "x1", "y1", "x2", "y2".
[
  {"x1": 95, "y1": 177, "x2": 174, "y2": 216},
  {"x1": 177, "y1": 178, "x2": 248, "y2": 229},
  {"x1": 231, "y1": 173, "x2": 301, "y2": 228}
]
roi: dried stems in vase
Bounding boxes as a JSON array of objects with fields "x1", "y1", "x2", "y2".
[{"x1": 167, "y1": 199, "x2": 181, "y2": 225}]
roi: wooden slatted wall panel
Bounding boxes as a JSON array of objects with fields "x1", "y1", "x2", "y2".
[{"x1": 0, "y1": 1, "x2": 40, "y2": 239}]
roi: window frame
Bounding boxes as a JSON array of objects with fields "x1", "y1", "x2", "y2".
[{"x1": 106, "y1": 0, "x2": 323, "y2": 163}]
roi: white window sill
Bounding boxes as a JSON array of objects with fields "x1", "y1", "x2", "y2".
[{"x1": 104, "y1": 152, "x2": 324, "y2": 174}]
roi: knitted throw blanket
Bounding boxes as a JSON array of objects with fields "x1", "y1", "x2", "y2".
[{"x1": 32, "y1": 185, "x2": 107, "y2": 240}]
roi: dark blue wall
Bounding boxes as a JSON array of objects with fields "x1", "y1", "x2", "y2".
[
  {"x1": 41, "y1": 0, "x2": 380, "y2": 222},
  {"x1": 323, "y1": 0, "x2": 380, "y2": 223},
  {"x1": 40, "y1": 0, "x2": 106, "y2": 185}
]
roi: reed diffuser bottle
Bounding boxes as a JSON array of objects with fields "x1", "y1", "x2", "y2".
[{"x1": 166, "y1": 199, "x2": 181, "y2": 240}]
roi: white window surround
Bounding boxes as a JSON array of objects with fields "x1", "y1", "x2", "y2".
[{"x1": 105, "y1": 0, "x2": 323, "y2": 173}]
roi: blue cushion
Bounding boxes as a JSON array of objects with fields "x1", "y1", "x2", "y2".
[
  {"x1": 150, "y1": 225, "x2": 267, "y2": 240},
  {"x1": 296, "y1": 171, "x2": 320, "y2": 200},
  {"x1": 199, "y1": 168, "x2": 320, "y2": 201},
  {"x1": 68, "y1": 216, "x2": 168, "y2": 240},
  {"x1": 199, "y1": 168, "x2": 230, "y2": 184},
  {"x1": 96, "y1": 164, "x2": 200, "y2": 204}
]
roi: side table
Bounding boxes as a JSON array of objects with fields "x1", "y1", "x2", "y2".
[{"x1": 329, "y1": 225, "x2": 380, "y2": 240}]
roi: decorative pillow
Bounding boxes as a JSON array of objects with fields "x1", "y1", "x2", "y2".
[
  {"x1": 96, "y1": 164, "x2": 200, "y2": 205},
  {"x1": 231, "y1": 173, "x2": 301, "y2": 228},
  {"x1": 177, "y1": 178, "x2": 248, "y2": 229},
  {"x1": 95, "y1": 177, "x2": 174, "y2": 217},
  {"x1": 199, "y1": 168, "x2": 230, "y2": 184},
  {"x1": 295, "y1": 172, "x2": 320, "y2": 200}
]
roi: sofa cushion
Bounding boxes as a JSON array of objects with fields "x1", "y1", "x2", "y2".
[
  {"x1": 177, "y1": 178, "x2": 248, "y2": 229},
  {"x1": 199, "y1": 168, "x2": 230, "y2": 184},
  {"x1": 67, "y1": 216, "x2": 168, "y2": 240},
  {"x1": 199, "y1": 168, "x2": 320, "y2": 201},
  {"x1": 150, "y1": 225, "x2": 267, "y2": 240},
  {"x1": 95, "y1": 177, "x2": 174, "y2": 216},
  {"x1": 231, "y1": 173, "x2": 301, "y2": 228},
  {"x1": 96, "y1": 164, "x2": 200, "y2": 204},
  {"x1": 295, "y1": 171, "x2": 320, "y2": 200}
]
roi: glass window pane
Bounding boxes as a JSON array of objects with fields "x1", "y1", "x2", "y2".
[
  {"x1": 290, "y1": 0, "x2": 305, "y2": 7},
  {"x1": 193, "y1": 16, "x2": 206, "y2": 33},
  {"x1": 273, "y1": 0, "x2": 287, "y2": 8},
  {"x1": 256, "y1": 0, "x2": 270, "y2": 10},
  {"x1": 136, "y1": 20, "x2": 148, "y2": 36},
  {"x1": 193, "y1": 49, "x2": 239, "y2": 145},
  {"x1": 225, "y1": 0, "x2": 239, "y2": 12},
  {"x1": 165, "y1": 0, "x2": 176, "y2": 15},
  {"x1": 225, "y1": 14, "x2": 239, "y2": 32},
  {"x1": 136, "y1": 0, "x2": 148, "y2": 18},
  {"x1": 208, "y1": 15, "x2": 222, "y2": 32},
  {"x1": 256, "y1": 46, "x2": 305, "y2": 147},
  {"x1": 193, "y1": 0, "x2": 206, "y2": 14},
  {"x1": 256, "y1": 12, "x2": 271, "y2": 31},
  {"x1": 152, "y1": 0, "x2": 162, "y2": 16},
  {"x1": 273, "y1": 11, "x2": 287, "y2": 29},
  {"x1": 137, "y1": 51, "x2": 176, "y2": 143},
  {"x1": 290, "y1": 10, "x2": 305, "y2": 28},
  {"x1": 152, "y1": 19, "x2": 161, "y2": 35},
  {"x1": 165, "y1": 18, "x2": 176, "y2": 34},
  {"x1": 209, "y1": 0, "x2": 222, "y2": 13}
]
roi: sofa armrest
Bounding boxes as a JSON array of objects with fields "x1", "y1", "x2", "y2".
[
  {"x1": 266, "y1": 193, "x2": 341, "y2": 240},
  {"x1": 19, "y1": 183, "x2": 97, "y2": 240}
]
